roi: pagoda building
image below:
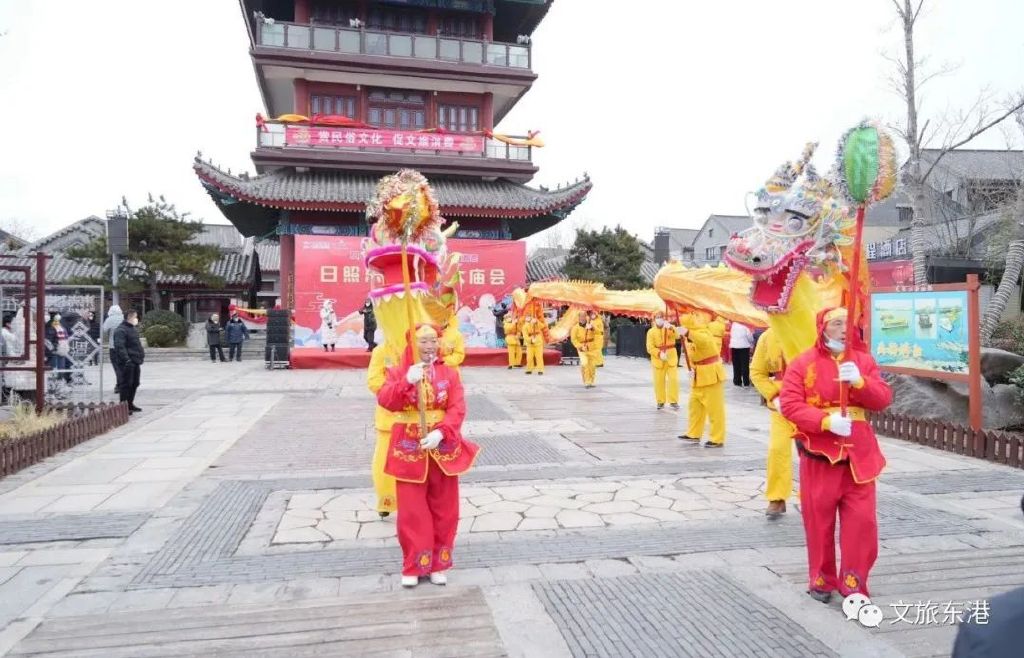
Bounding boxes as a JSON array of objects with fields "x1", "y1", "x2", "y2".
[{"x1": 194, "y1": 0, "x2": 591, "y2": 311}]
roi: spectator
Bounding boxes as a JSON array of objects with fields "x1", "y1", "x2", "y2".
[
  {"x1": 730, "y1": 322, "x2": 754, "y2": 387},
  {"x1": 492, "y1": 302, "x2": 509, "y2": 347},
  {"x1": 224, "y1": 310, "x2": 249, "y2": 361},
  {"x1": 102, "y1": 305, "x2": 124, "y2": 393},
  {"x1": 85, "y1": 310, "x2": 101, "y2": 365},
  {"x1": 206, "y1": 314, "x2": 226, "y2": 362},
  {"x1": 359, "y1": 300, "x2": 377, "y2": 352},
  {"x1": 111, "y1": 309, "x2": 144, "y2": 414},
  {"x1": 44, "y1": 312, "x2": 72, "y2": 383},
  {"x1": 951, "y1": 493, "x2": 1024, "y2": 657}
]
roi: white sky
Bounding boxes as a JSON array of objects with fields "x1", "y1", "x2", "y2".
[{"x1": 1, "y1": 0, "x2": 1022, "y2": 248}]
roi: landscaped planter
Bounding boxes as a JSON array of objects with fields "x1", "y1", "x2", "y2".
[{"x1": 0, "y1": 402, "x2": 130, "y2": 478}]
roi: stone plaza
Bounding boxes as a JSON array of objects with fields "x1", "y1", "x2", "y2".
[{"x1": 1, "y1": 357, "x2": 1022, "y2": 657}]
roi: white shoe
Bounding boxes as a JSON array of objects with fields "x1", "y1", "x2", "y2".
[
  {"x1": 429, "y1": 572, "x2": 447, "y2": 586},
  {"x1": 401, "y1": 575, "x2": 419, "y2": 588}
]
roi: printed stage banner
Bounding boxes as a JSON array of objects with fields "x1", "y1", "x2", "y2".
[
  {"x1": 293, "y1": 235, "x2": 525, "y2": 348},
  {"x1": 869, "y1": 289, "x2": 969, "y2": 374}
]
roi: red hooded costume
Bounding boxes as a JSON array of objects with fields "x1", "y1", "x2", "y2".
[
  {"x1": 376, "y1": 330, "x2": 479, "y2": 577},
  {"x1": 779, "y1": 307, "x2": 892, "y2": 598}
]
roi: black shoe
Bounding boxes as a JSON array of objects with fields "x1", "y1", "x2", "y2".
[
  {"x1": 379, "y1": 511, "x2": 391, "y2": 519},
  {"x1": 525, "y1": 371, "x2": 533, "y2": 375},
  {"x1": 657, "y1": 403, "x2": 664, "y2": 409},
  {"x1": 808, "y1": 590, "x2": 832, "y2": 604},
  {"x1": 537, "y1": 372, "x2": 544, "y2": 376},
  {"x1": 703, "y1": 441, "x2": 723, "y2": 449},
  {"x1": 129, "y1": 405, "x2": 142, "y2": 413},
  {"x1": 507, "y1": 365, "x2": 513, "y2": 369},
  {"x1": 670, "y1": 403, "x2": 680, "y2": 410},
  {"x1": 678, "y1": 435, "x2": 700, "y2": 443}
]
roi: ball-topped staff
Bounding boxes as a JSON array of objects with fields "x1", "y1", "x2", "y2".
[{"x1": 834, "y1": 121, "x2": 897, "y2": 415}]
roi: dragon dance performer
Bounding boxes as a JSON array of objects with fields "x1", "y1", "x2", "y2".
[
  {"x1": 749, "y1": 327, "x2": 794, "y2": 518},
  {"x1": 503, "y1": 312, "x2": 522, "y2": 369},
  {"x1": 570, "y1": 312, "x2": 600, "y2": 388},
  {"x1": 677, "y1": 314, "x2": 728, "y2": 448},
  {"x1": 521, "y1": 314, "x2": 547, "y2": 375},
  {"x1": 377, "y1": 324, "x2": 479, "y2": 587},
  {"x1": 440, "y1": 313, "x2": 465, "y2": 372},
  {"x1": 590, "y1": 311, "x2": 606, "y2": 368},
  {"x1": 367, "y1": 344, "x2": 399, "y2": 517},
  {"x1": 779, "y1": 307, "x2": 892, "y2": 602},
  {"x1": 646, "y1": 311, "x2": 680, "y2": 410}
]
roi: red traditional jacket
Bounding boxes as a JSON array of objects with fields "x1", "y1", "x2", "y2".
[
  {"x1": 779, "y1": 311, "x2": 893, "y2": 484},
  {"x1": 377, "y1": 352, "x2": 478, "y2": 483}
]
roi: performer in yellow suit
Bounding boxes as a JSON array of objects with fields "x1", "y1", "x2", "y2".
[
  {"x1": 570, "y1": 314, "x2": 599, "y2": 388},
  {"x1": 441, "y1": 314, "x2": 465, "y2": 372},
  {"x1": 590, "y1": 311, "x2": 606, "y2": 367},
  {"x1": 646, "y1": 311, "x2": 680, "y2": 410},
  {"x1": 677, "y1": 314, "x2": 728, "y2": 448},
  {"x1": 521, "y1": 315, "x2": 547, "y2": 375},
  {"x1": 503, "y1": 313, "x2": 522, "y2": 369},
  {"x1": 750, "y1": 327, "x2": 794, "y2": 518},
  {"x1": 367, "y1": 344, "x2": 399, "y2": 517}
]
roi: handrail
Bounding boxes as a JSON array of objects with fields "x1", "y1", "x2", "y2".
[{"x1": 255, "y1": 18, "x2": 531, "y2": 70}]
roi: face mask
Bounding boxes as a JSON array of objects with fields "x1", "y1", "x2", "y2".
[
  {"x1": 53, "y1": 315, "x2": 61, "y2": 323},
  {"x1": 825, "y1": 337, "x2": 845, "y2": 353},
  {"x1": 655, "y1": 319, "x2": 665, "y2": 327}
]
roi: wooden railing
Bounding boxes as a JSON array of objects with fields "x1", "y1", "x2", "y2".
[
  {"x1": 870, "y1": 411, "x2": 1024, "y2": 469},
  {"x1": 257, "y1": 19, "x2": 531, "y2": 70},
  {"x1": 0, "y1": 403, "x2": 130, "y2": 478}
]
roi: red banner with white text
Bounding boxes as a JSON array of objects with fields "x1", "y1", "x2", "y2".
[{"x1": 293, "y1": 236, "x2": 525, "y2": 348}]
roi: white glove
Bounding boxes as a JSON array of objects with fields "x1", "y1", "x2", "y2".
[
  {"x1": 659, "y1": 351, "x2": 668, "y2": 361},
  {"x1": 838, "y1": 362, "x2": 862, "y2": 384},
  {"x1": 677, "y1": 326, "x2": 688, "y2": 337},
  {"x1": 827, "y1": 412, "x2": 853, "y2": 437},
  {"x1": 406, "y1": 363, "x2": 425, "y2": 385},
  {"x1": 420, "y1": 429, "x2": 443, "y2": 450}
]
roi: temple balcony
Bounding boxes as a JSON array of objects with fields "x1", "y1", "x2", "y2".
[
  {"x1": 253, "y1": 121, "x2": 537, "y2": 182},
  {"x1": 256, "y1": 19, "x2": 531, "y2": 71}
]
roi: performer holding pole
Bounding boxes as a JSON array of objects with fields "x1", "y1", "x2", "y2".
[{"x1": 646, "y1": 310, "x2": 680, "y2": 410}]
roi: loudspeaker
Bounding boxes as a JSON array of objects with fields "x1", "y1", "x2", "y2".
[{"x1": 265, "y1": 343, "x2": 290, "y2": 362}]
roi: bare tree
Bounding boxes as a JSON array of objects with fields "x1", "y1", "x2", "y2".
[
  {"x1": 887, "y1": 0, "x2": 1024, "y2": 284},
  {"x1": 980, "y1": 109, "x2": 1024, "y2": 342},
  {"x1": 0, "y1": 217, "x2": 41, "y2": 246}
]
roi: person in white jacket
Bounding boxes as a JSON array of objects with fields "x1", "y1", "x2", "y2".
[
  {"x1": 103, "y1": 305, "x2": 124, "y2": 393},
  {"x1": 729, "y1": 322, "x2": 754, "y2": 387}
]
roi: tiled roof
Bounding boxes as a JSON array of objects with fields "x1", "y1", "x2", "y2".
[
  {"x1": 255, "y1": 242, "x2": 281, "y2": 272},
  {"x1": 921, "y1": 149, "x2": 1024, "y2": 181},
  {"x1": 20, "y1": 216, "x2": 106, "y2": 254},
  {"x1": 194, "y1": 159, "x2": 592, "y2": 218},
  {"x1": 192, "y1": 224, "x2": 245, "y2": 250},
  {"x1": 526, "y1": 250, "x2": 660, "y2": 285},
  {"x1": 707, "y1": 214, "x2": 752, "y2": 234}
]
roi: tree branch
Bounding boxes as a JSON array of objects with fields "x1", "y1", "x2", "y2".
[{"x1": 923, "y1": 95, "x2": 1024, "y2": 181}]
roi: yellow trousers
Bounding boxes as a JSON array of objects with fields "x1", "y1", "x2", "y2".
[
  {"x1": 525, "y1": 344, "x2": 544, "y2": 373},
  {"x1": 594, "y1": 346, "x2": 605, "y2": 367},
  {"x1": 371, "y1": 426, "x2": 397, "y2": 513},
  {"x1": 651, "y1": 363, "x2": 679, "y2": 405},
  {"x1": 686, "y1": 381, "x2": 726, "y2": 444},
  {"x1": 765, "y1": 410, "x2": 795, "y2": 501},
  {"x1": 507, "y1": 341, "x2": 522, "y2": 367},
  {"x1": 579, "y1": 351, "x2": 598, "y2": 385}
]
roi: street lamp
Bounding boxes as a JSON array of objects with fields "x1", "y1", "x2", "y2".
[{"x1": 105, "y1": 209, "x2": 129, "y2": 307}]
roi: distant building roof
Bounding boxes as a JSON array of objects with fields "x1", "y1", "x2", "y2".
[
  {"x1": 526, "y1": 247, "x2": 660, "y2": 285},
  {"x1": 255, "y1": 242, "x2": 280, "y2": 273},
  {"x1": 921, "y1": 149, "x2": 1024, "y2": 181}
]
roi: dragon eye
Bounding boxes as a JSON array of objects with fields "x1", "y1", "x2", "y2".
[{"x1": 786, "y1": 215, "x2": 806, "y2": 232}]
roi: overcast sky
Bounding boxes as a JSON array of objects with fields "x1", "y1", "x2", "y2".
[{"x1": 1, "y1": 0, "x2": 1022, "y2": 247}]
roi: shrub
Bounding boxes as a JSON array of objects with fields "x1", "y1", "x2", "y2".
[
  {"x1": 143, "y1": 324, "x2": 177, "y2": 347},
  {"x1": 989, "y1": 318, "x2": 1024, "y2": 356},
  {"x1": 0, "y1": 404, "x2": 65, "y2": 442},
  {"x1": 141, "y1": 310, "x2": 187, "y2": 344},
  {"x1": 1010, "y1": 365, "x2": 1024, "y2": 404}
]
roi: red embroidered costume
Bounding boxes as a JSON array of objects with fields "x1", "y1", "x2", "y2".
[
  {"x1": 779, "y1": 307, "x2": 892, "y2": 599},
  {"x1": 377, "y1": 330, "x2": 479, "y2": 581}
]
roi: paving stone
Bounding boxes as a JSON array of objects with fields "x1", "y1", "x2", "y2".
[
  {"x1": 274, "y1": 527, "x2": 330, "y2": 544},
  {"x1": 0, "y1": 513, "x2": 148, "y2": 546},
  {"x1": 287, "y1": 492, "x2": 335, "y2": 509},
  {"x1": 569, "y1": 481, "x2": 624, "y2": 493},
  {"x1": 518, "y1": 518, "x2": 560, "y2": 531},
  {"x1": 478, "y1": 500, "x2": 530, "y2": 513},
  {"x1": 555, "y1": 510, "x2": 604, "y2": 529},
  {"x1": 670, "y1": 498, "x2": 714, "y2": 512},
  {"x1": 584, "y1": 558, "x2": 638, "y2": 578},
  {"x1": 491, "y1": 564, "x2": 543, "y2": 584},
  {"x1": 277, "y1": 577, "x2": 340, "y2": 601},
  {"x1": 166, "y1": 585, "x2": 234, "y2": 608},
  {"x1": 277, "y1": 515, "x2": 315, "y2": 532},
  {"x1": 523, "y1": 495, "x2": 587, "y2": 510},
  {"x1": 628, "y1": 555, "x2": 680, "y2": 572},
  {"x1": 472, "y1": 512, "x2": 522, "y2": 532},
  {"x1": 522, "y1": 506, "x2": 560, "y2": 519},
  {"x1": 602, "y1": 513, "x2": 651, "y2": 526},
  {"x1": 533, "y1": 571, "x2": 836, "y2": 658},
  {"x1": 490, "y1": 485, "x2": 540, "y2": 501},
  {"x1": 449, "y1": 567, "x2": 495, "y2": 588},
  {"x1": 468, "y1": 493, "x2": 502, "y2": 507},
  {"x1": 634, "y1": 508, "x2": 688, "y2": 523},
  {"x1": 45, "y1": 591, "x2": 119, "y2": 618},
  {"x1": 458, "y1": 502, "x2": 485, "y2": 518},
  {"x1": 635, "y1": 495, "x2": 673, "y2": 510},
  {"x1": 612, "y1": 487, "x2": 651, "y2": 502},
  {"x1": 575, "y1": 492, "x2": 614, "y2": 503},
  {"x1": 581, "y1": 500, "x2": 640, "y2": 515},
  {"x1": 538, "y1": 562, "x2": 591, "y2": 582},
  {"x1": 316, "y1": 519, "x2": 361, "y2": 541},
  {"x1": 0, "y1": 552, "x2": 27, "y2": 567},
  {"x1": 356, "y1": 521, "x2": 397, "y2": 540}
]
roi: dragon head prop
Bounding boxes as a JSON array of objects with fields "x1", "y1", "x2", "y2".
[
  {"x1": 362, "y1": 169, "x2": 459, "y2": 305},
  {"x1": 723, "y1": 143, "x2": 857, "y2": 312}
]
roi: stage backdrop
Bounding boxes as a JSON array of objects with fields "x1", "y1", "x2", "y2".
[{"x1": 294, "y1": 235, "x2": 525, "y2": 348}]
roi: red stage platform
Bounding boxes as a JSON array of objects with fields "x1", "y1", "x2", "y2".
[{"x1": 289, "y1": 347, "x2": 563, "y2": 369}]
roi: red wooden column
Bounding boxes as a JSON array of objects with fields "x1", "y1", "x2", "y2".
[
  {"x1": 293, "y1": 79, "x2": 308, "y2": 115},
  {"x1": 483, "y1": 92, "x2": 494, "y2": 131},
  {"x1": 280, "y1": 234, "x2": 296, "y2": 309},
  {"x1": 482, "y1": 13, "x2": 493, "y2": 40},
  {"x1": 966, "y1": 274, "x2": 982, "y2": 433},
  {"x1": 294, "y1": 0, "x2": 310, "y2": 23}
]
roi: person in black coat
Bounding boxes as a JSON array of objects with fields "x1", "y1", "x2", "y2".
[
  {"x1": 224, "y1": 312, "x2": 249, "y2": 361},
  {"x1": 492, "y1": 302, "x2": 509, "y2": 346},
  {"x1": 111, "y1": 309, "x2": 144, "y2": 413},
  {"x1": 359, "y1": 300, "x2": 377, "y2": 352},
  {"x1": 206, "y1": 314, "x2": 226, "y2": 362},
  {"x1": 85, "y1": 310, "x2": 101, "y2": 365},
  {"x1": 951, "y1": 493, "x2": 1024, "y2": 658}
]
